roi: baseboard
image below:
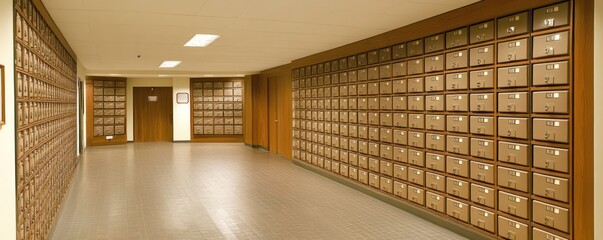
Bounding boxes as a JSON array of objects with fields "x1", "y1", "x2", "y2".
[
  {"x1": 293, "y1": 160, "x2": 494, "y2": 240},
  {"x1": 173, "y1": 140, "x2": 191, "y2": 143}
]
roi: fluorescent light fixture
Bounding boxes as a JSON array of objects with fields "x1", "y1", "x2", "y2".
[
  {"x1": 184, "y1": 34, "x2": 220, "y2": 47},
  {"x1": 159, "y1": 61, "x2": 181, "y2": 68}
]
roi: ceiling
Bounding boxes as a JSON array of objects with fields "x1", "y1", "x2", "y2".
[{"x1": 42, "y1": 0, "x2": 479, "y2": 77}]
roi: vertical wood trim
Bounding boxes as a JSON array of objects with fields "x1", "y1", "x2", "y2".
[
  {"x1": 244, "y1": 76, "x2": 254, "y2": 145},
  {"x1": 573, "y1": 0, "x2": 595, "y2": 239},
  {"x1": 252, "y1": 76, "x2": 269, "y2": 148},
  {"x1": 85, "y1": 81, "x2": 93, "y2": 146},
  {"x1": 268, "y1": 77, "x2": 279, "y2": 151}
]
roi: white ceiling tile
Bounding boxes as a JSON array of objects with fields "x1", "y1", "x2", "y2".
[{"x1": 42, "y1": 0, "x2": 479, "y2": 75}]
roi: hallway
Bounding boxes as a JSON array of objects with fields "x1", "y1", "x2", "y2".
[{"x1": 50, "y1": 143, "x2": 466, "y2": 240}]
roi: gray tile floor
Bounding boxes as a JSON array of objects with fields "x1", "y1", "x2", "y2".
[{"x1": 50, "y1": 143, "x2": 467, "y2": 240}]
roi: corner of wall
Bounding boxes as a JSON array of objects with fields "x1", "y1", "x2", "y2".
[
  {"x1": 0, "y1": 0, "x2": 17, "y2": 238},
  {"x1": 172, "y1": 77, "x2": 191, "y2": 141}
]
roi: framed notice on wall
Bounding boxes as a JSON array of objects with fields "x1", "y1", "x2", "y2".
[
  {"x1": 176, "y1": 92, "x2": 189, "y2": 104},
  {"x1": 0, "y1": 65, "x2": 5, "y2": 125}
]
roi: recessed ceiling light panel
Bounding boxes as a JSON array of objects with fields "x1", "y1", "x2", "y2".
[
  {"x1": 184, "y1": 34, "x2": 220, "y2": 47},
  {"x1": 159, "y1": 61, "x2": 182, "y2": 68}
]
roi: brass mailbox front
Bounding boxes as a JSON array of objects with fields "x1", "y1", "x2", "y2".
[
  {"x1": 379, "y1": 97, "x2": 392, "y2": 110},
  {"x1": 408, "y1": 149, "x2": 425, "y2": 167},
  {"x1": 368, "y1": 50, "x2": 379, "y2": 65},
  {"x1": 533, "y1": 118, "x2": 569, "y2": 143},
  {"x1": 393, "y1": 113, "x2": 408, "y2": 128},
  {"x1": 533, "y1": 61, "x2": 569, "y2": 86},
  {"x1": 446, "y1": 28, "x2": 468, "y2": 49},
  {"x1": 380, "y1": 64, "x2": 392, "y2": 79},
  {"x1": 394, "y1": 164, "x2": 408, "y2": 181},
  {"x1": 446, "y1": 156, "x2": 469, "y2": 178},
  {"x1": 532, "y1": 200, "x2": 569, "y2": 233},
  {"x1": 498, "y1": 65, "x2": 529, "y2": 88},
  {"x1": 447, "y1": 177, "x2": 470, "y2": 200},
  {"x1": 532, "y1": 91, "x2": 569, "y2": 114},
  {"x1": 498, "y1": 38, "x2": 529, "y2": 63},
  {"x1": 425, "y1": 34, "x2": 445, "y2": 53},
  {"x1": 408, "y1": 186, "x2": 425, "y2": 205},
  {"x1": 379, "y1": 81, "x2": 392, "y2": 94},
  {"x1": 533, "y1": 173, "x2": 569, "y2": 202},
  {"x1": 498, "y1": 141, "x2": 529, "y2": 166},
  {"x1": 380, "y1": 177, "x2": 393, "y2": 194},
  {"x1": 425, "y1": 55, "x2": 444, "y2": 73},
  {"x1": 408, "y1": 58, "x2": 424, "y2": 75},
  {"x1": 380, "y1": 160, "x2": 394, "y2": 176},
  {"x1": 393, "y1": 96, "x2": 408, "y2": 110},
  {"x1": 470, "y1": 116, "x2": 494, "y2": 136},
  {"x1": 380, "y1": 144, "x2": 393, "y2": 160},
  {"x1": 393, "y1": 62, "x2": 407, "y2": 77},
  {"x1": 533, "y1": 228, "x2": 569, "y2": 240},
  {"x1": 394, "y1": 147, "x2": 408, "y2": 163},
  {"x1": 380, "y1": 47, "x2": 392, "y2": 62},
  {"x1": 498, "y1": 166, "x2": 529, "y2": 192},
  {"x1": 394, "y1": 129, "x2": 408, "y2": 146},
  {"x1": 368, "y1": 172, "x2": 380, "y2": 189},
  {"x1": 426, "y1": 94, "x2": 446, "y2": 112},
  {"x1": 447, "y1": 135, "x2": 469, "y2": 155},
  {"x1": 469, "y1": 45, "x2": 494, "y2": 66},
  {"x1": 446, "y1": 94, "x2": 469, "y2": 112},
  {"x1": 498, "y1": 92, "x2": 529, "y2": 113},
  {"x1": 470, "y1": 69, "x2": 494, "y2": 89},
  {"x1": 393, "y1": 44, "x2": 407, "y2": 60},
  {"x1": 407, "y1": 39, "x2": 424, "y2": 57},
  {"x1": 498, "y1": 117, "x2": 529, "y2": 139},
  {"x1": 447, "y1": 115, "x2": 469, "y2": 133},
  {"x1": 426, "y1": 153, "x2": 446, "y2": 172},
  {"x1": 533, "y1": 145, "x2": 569, "y2": 173},
  {"x1": 408, "y1": 168, "x2": 425, "y2": 186},
  {"x1": 426, "y1": 192, "x2": 446, "y2": 213},
  {"x1": 470, "y1": 206, "x2": 496, "y2": 233},
  {"x1": 408, "y1": 96, "x2": 424, "y2": 111},
  {"x1": 425, "y1": 114, "x2": 445, "y2": 131},
  {"x1": 499, "y1": 191, "x2": 529, "y2": 219},
  {"x1": 446, "y1": 72, "x2": 468, "y2": 90},
  {"x1": 426, "y1": 172, "x2": 446, "y2": 192},
  {"x1": 471, "y1": 184, "x2": 495, "y2": 208},
  {"x1": 409, "y1": 131, "x2": 425, "y2": 148},
  {"x1": 497, "y1": 12, "x2": 529, "y2": 38},
  {"x1": 447, "y1": 198, "x2": 469, "y2": 222},
  {"x1": 409, "y1": 114, "x2": 425, "y2": 129},
  {"x1": 425, "y1": 75, "x2": 445, "y2": 92},
  {"x1": 408, "y1": 77, "x2": 424, "y2": 93},
  {"x1": 358, "y1": 169, "x2": 369, "y2": 184},
  {"x1": 498, "y1": 216, "x2": 529, "y2": 240},
  {"x1": 393, "y1": 79, "x2": 407, "y2": 93},
  {"x1": 426, "y1": 133, "x2": 446, "y2": 152},
  {"x1": 380, "y1": 113, "x2": 393, "y2": 126},
  {"x1": 394, "y1": 181, "x2": 408, "y2": 199},
  {"x1": 533, "y1": 31, "x2": 569, "y2": 58},
  {"x1": 470, "y1": 138, "x2": 495, "y2": 160},
  {"x1": 470, "y1": 20, "x2": 495, "y2": 44},
  {"x1": 470, "y1": 93, "x2": 494, "y2": 112},
  {"x1": 470, "y1": 161, "x2": 495, "y2": 184},
  {"x1": 533, "y1": 2, "x2": 570, "y2": 31}
]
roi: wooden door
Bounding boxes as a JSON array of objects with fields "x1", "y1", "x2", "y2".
[{"x1": 133, "y1": 87, "x2": 173, "y2": 142}]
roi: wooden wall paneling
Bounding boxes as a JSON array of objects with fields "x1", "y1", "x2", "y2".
[
  {"x1": 572, "y1": 0, "x2": 594, "y2": 239},
  {"x1": 252, "y1": 76, "x2": 269, "y2": 148},
  {"x1": 133, "y1": 87, "x2": 173, "y2": 142},
  {"x1": 244, "y1": 75, "x2": 254, "y2": 145}
]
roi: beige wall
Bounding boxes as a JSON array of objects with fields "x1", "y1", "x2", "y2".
[
  {"x1": 0, "y1": 0, "x2": 16, "y2": 239},
  {"x1": 172, "y1": 78, "x2": 191, "y2": 141},
  {"x1": 595, "y1": 0, "x2": 602, "y2": 239}
]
